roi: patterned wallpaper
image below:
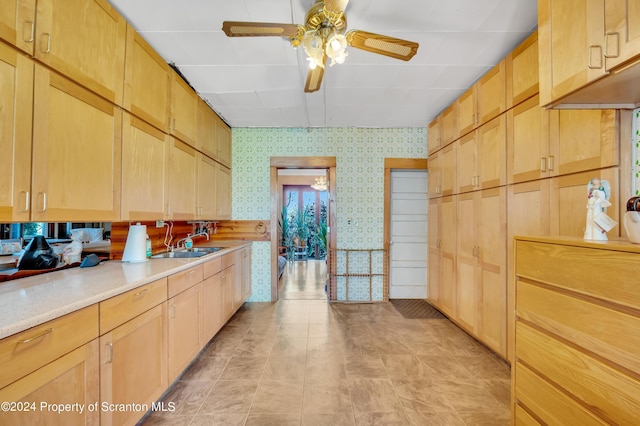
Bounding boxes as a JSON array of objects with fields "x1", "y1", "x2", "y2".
[
  {"x1": 232, "y1": 127, "x2": 427, "y2": 302},
  {"x1": 634, "y1": 108, "x2": 640, "y2": 196}
]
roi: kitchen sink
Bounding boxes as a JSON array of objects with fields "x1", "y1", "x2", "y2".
[{"x1": 150, "y1": 247, "x2": 225, "y2": 259}]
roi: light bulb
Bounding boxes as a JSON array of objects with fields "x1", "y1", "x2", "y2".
[
  {"x1": 309, "y1": 59, "x2": 317, "y2": 70},
  {"x1": 331, "y1": 38, "x2": 341, "y2": 51}
]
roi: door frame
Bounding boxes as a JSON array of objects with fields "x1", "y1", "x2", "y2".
[
  {"x1": 270, "y1": 157, "x2": 337, "y2": 302},
  {"x1": 383, "y1": 158, "x2": 428, "y2": 301}
]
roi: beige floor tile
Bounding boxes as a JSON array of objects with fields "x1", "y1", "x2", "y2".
[
  {"x1": 355, "y1": 412, "x2": 410, "y2": 425},
  {"x1": 250, "y1": 380, "x2": 304, "y2": 414},
  {"x1": 391, "y1": 378, "x2": 456, "y2": 413},
  {"x1": 483, "y1": 379, "x2": 511, "y2": 409},
  {"x1": 141, "y1": 414, "x2": 196, "y2": 425},
  {"x1": 405, "y1": 412, "x2": 466, "y2": 426},
  {"x1": 432, "y1": 378, "x2": 510, "y2": 414},
  {"x1": 157, "y1": 380, "x2": 213, "y2": 416},
  {"x1": 458, "y1": 411, "x2": 511, "y2": 425},
  {"x1": 233, "y1": 337, "x2": 275, "y2": 357},
  {"x1": 263, "y1": 354, "x2": 307, "y2": 382},
  {"x1": 302, "y1": 380, "x2": 353, "y2": 414},
  {"x1": 455, "y1": 354, "x2": 511, "y2": 380},
  {"x1": 270, "y1": 336, "x2": 308, "y2": 356},
  {"x1": 344, "y1": 354, "x2": 388, "y2": 379},
  {"x1": 219, "y1": 356, "x2": 268, "y2": 380},
  {"x1": 278, "y1": 323, "x2": 310, "y2": 337},
  {"x1": 372, "y1": 334, "x2": 414, "y2": 354},
  {"x1": 180, "y1": 355, "x2": 229, "y2": 381},
  {"x1": 307, "y1": 336, "x2": 347, "y2": 354},
  {"x1": 245, "y1": 413, "x2": 301, "y2": 426},
  {"x1": 302, "y1": 412, "x2": 356, "y2": 426},
  {"x1": 416, "y1": 355, "x2": 474, "y2": 380},
  {"x1": 347, "y1": 378, "x2": 404, "y2": 414},
  {"x1": 189, "y1": 413, "x2": 247, "y2": 425},
  {"x1": 199, "y1": 380, "x2": 259, "y2": 414},
  {"x1": 305, "y1": 353, "x2": 347, "y2": 383},
  {"x1": 380, "y1": 354, "x2": 433, "y2": 380}
]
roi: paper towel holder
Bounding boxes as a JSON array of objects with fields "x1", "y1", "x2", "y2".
[{"x1": 122, "y1": 222, "x2": 148, "y2": 263}]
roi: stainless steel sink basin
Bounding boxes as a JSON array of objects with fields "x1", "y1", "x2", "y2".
[{"x1": 150, "y1": 247, "x2": 225, "y2": 259}]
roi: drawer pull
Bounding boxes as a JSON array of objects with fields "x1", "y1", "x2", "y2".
[
  {"x1": 18, "y1": 328, "x2": 54, "y2": 344},
  {"x1": 133, "y1": 288, "x2": 149, "y2": 298},
  {"x1": 105, "y1": 343, "x2": 113, "y2": 363},
  {"x1": 23, "y1": 21, "x2": 34, "y2": 43}
]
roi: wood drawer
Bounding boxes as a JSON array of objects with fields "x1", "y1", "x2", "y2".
[
  {"x1": 221, "y1": 252, "x2": 235, "y2": 270},
  {"x1": 515, "y1": 403, "x2": 541, "y2": 426},
  {"x1": 203, "y1": 256, "x2": 222, "y2": 279},
  {"x1": 168, "y1": 264, "x2": 203, "y2": 298},
  {"x1": 515, "y1": 321, "x2": 640, "y2": 425},
  {"x1": 515, "y1": 241, "x2": 640, "y2": 311},
  {"x1": 517, "y1": 280, "x2": 640, "y2": 374},
  {"x1": 100, "y1": 278, "x2": 168, "y2": 333},
  {"x1": 514, "y1": 362, "x2": 607, "y2": 425},
  {"x1": 0, "y1": 305, "x2": 99, "y2": 389}
]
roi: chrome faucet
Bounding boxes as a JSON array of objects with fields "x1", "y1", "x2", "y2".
[{"x1": 175, "y1": 231, "x2": 210, "y2": 250}]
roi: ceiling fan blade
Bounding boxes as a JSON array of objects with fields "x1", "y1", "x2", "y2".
[
  {"x1": 324, "y1": 0, "x2": 350, "y2": 13},
  {"x1": 222, "y1": 21, "x2": 300, "y2": 38},
  {"x1": 346, "y1": 30, "x2": 419, "y2": 61},
  {"x1": 305, "y1": 65, "x2": 325, "y2": 93}
]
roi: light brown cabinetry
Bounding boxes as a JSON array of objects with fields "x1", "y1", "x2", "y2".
[
  {"x1": 439, "y1": 143, "x2": 456, "y2": 197},
  {"x1": 604, "y1": 0, "x2": 640, "y2": 70},
  {"x1": 456, "y1": 86, "x2": 476, "y2": 138},
  {"x1": 0, "y1": 0, "x2": 36, "y2": 55},
  {"x1": 203, "y1": 257, "x2": 223, "y2": 341},
  {"x1": 427, "y1": 117, "x2": 440, "y2": 155},
  {"x1": 216, "y1": 117, "x2": 232, "y2": 168},
  {"x1": 34, "y1": 0, "x2": 126, "y2": 105},
  {"x1": 513, "y1": 238, "x2": 640, "y2": 425},
  {"x1": 0, "y1": 42, "x2": 33, "y2": 222},
  {"x1": 197, "y1": 153, "x2": 218, "y2": 220},
  {"x1": 456, "y1": 187, "x2": 507, "y2": 356},
  {"x1": 430, "y1": 195, "x2": 456, "y2": 318},
  {"x1": 427, "y1": 150, "x2": 440, "y2": 199},
  {"x1": 456, "y1": 132, "x2": 476, "y2": 194},
  {"x1": 197, "y1": 97, "x2": 218, "y2": 159},
  {"x1": 32, "y1": 64, "x2": 122, "y2": 222},
  {"x1": 121, "y1": 112, "x2": 168, "y2": 221},
  {"x1": 427, "y1": 197, "x2": 441, "y2": 307},
  {"x1": 166, "y1": 138, "x2": 197, "y2": 220},
  {"x1": 506, "y1": 31, "x2": 538, "y2": 108},
  {"x1": 123, "y1": 25, "x2": 171, "y2": 132},
  {"x1": 168, "y1": 282, "x2": 204, "y2": 382},
  {"x1": 439, "y1": 104, "x2": 457, "y2": 147},
  {"x1": 170, "y1": 71, "x2": 198, "y2": 148},
  {"x1": 216, "y1": 164, "x2": 232, "y2": 219},
  {"x1": 476, "y1": 59, "x2": 506, "y2": 126}
]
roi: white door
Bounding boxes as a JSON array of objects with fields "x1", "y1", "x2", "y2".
[{"x1": 389, "y1": 170, "x2": 428, "y2": 299}]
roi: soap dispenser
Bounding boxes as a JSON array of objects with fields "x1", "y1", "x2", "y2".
[{"x1": 184, "y1": 234, "x2": 193, "y2": 250}]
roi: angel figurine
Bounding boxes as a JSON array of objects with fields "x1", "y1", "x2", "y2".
[{"x1": 584, "y1": 178, "x2": 611, "y2": 240}]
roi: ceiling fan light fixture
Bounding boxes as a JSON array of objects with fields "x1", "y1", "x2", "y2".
[{"x1": 326, "y1": 33, "x2": 348, "y2": 67}]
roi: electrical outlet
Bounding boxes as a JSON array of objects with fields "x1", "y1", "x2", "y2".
[{"x1": 156, "y1": 220, "x2": 165, "y2": 228}]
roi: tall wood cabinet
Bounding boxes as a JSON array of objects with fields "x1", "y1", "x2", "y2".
[
  {"x1": 170, "y1": 71, "x2": 198, "y2": 149},
  {"x1": 216, "y1": 165, "x2": 232, "y2": 219},
  {"x1": 166, "y1": 138, "x2": 197, "y2": 220},
  {"x1": 0, "y1": 0, "x2": 36, "y2": 55}
]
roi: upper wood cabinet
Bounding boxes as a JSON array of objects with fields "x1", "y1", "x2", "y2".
[
  {"x1": 476, "y1": 114, "x2": 506, "y2": 190},
  {"x1": 216, "y1": 117, "x2": 232, "y2": 168},
  {"x1": 506, "y1": 31, "x2": 539, "y2": 108},
  {"x1": 456, "y1": 132, "x2": 477, "y2": 194},
  {"x1": 32, "y1": 64, "x2": 122, "y2": 222},
  {"x1": 456, "y1": 85, "x2": 476, "y2": 138},
  {"x1": 121, "y1": 112, "x2": 167, "y2": 221},
  {"x1": 427, "y1": 150, "x2": 441, "y2": 199},
  {"x1": 123, "y1": 25, "x2": 171, "y2": 133},
  {"x1": 197, "y1": 97, "x2": 218, "y2": 159},
  {"x1": 197, "y1": 153, "x2": 218, "y2": 220},
  {"x1": 0, "y1": 43, "x2": 33, "y2": 223},
  {"x1": 440, "y1": 103, "x2": 457, "y2": 147},
  {"x1": 604, "y1": 0, "x2": 640, "y2": 70},
  {"x1": 538, "y1": 0, "x2": 607, "y2": 106},
  {"x1": 216, "y1": 165, "x2": 232, "y2": 219},
  {"x1": 476, "y1": 59, "x2": 506, "y2": 126},
  {"x1": 439, "y1": 143, "x2": 457, "y2": 197},
  {"x1": 427, "y1": 117, "x2": 440, "y2": 155},
  {"x1": 170, "y1": 70, "x2": 198, "y2": 148},
  {"x1": 34, "y1": 0, "x2": 126, "y2": 105},
  {"x1": 166, "y1": 138, "x2": 196, "y2": 220},
  {"x1": 0, "y1": 0, "x2": 36, "y2": 55}
]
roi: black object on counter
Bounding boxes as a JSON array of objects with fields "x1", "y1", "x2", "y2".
[{"x1": 17, "y1": 236, "x2": 59, "y2": 270}]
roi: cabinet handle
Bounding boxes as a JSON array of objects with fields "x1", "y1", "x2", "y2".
[
  {"x1": 36, "y1": 192, "x2": 47, "y2": 213},
  {"x1": 23, "y1": 21, "x2": 34, "y2": 43},
  {"x1": 171, "y1": 304, "x2": 176, "y2": 318},
  {"x1": 19, "y1": 191, "x2": 30, "y2": 213},
  {"x1": 548, "y1": 156, "x2": 555, "y2": 171},
  {"x1": 588, "y1": 45, "x2": 603, "y2": 69},
  {"x1": 540, "y1": 157, "x2": 547, "y2": 172},
  {"x1": 436, "y1": 239, "x2": 441, "y2": 248},
  {"x1": 41, "y1": 33, "x2": 51, "y2": 53},
  {"x1": 18, "y1": 328, "x2": 54, "y2": 344},
  {"x1": 105, "y1": 343, "x2": 113, "y2": 363},
  {"x1": 604, "y1": 32, "x2": 620, "y2": 58},
  {"x1": 133, "y1": 288, "x2": 149, "y2": 298}
]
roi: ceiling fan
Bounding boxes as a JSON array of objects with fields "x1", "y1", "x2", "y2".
[{"x1": 222, "y1": 0, "x2": 419, "y2": 93}]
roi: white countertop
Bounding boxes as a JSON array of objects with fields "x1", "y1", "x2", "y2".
[{"x1": 0, "y1": 242, "x2": 250, "y2": 340}]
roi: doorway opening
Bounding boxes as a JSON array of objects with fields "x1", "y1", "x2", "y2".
[{"x1": 270, "y1": 157, "x2": 337, "y2": 302}]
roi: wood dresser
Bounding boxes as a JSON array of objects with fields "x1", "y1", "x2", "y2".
[{"x1": 512, "y1": 236, "x2": 640, "y2": 424}]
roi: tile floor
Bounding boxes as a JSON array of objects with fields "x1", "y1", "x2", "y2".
[{"x1": 141, "y1": 261, "x2": 511, "y2": 426}]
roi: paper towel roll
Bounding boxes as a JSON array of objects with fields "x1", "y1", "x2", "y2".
[{"x1": 122, "y1": 223, "x2": 148, "y2": 263}]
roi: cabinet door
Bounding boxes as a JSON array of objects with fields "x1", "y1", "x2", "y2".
[
  {"x1": 166, "y1": 138, "x2": 196, "y2": 220},
  {"x1": 427, "y1": 117, "x2": 440, "y2": 155},
  {"x1": 0, "y1": 43, "x2": 33, "y2": 222},
  {"x1": 549, "y1": 109, "x2": 619, "y2": 176},
  {"x1": 203, "y1": 273, "x2": 222, "y2": 341},
  {"x1": 427, "y1": 198, "x2": 441, "y2": 307},
  {"x1": 121, "y1": 112, "x2": 167, "y2": 221},
  {"x1": 440, "y1": 143, "x2": 457, "y2": 197},
  {"x1": 440, "y1": 103, "x2": 457, "y2": 147},
  {"x1": 168, "y1": 283, "x2": 204, "y2": 382},
  {"x1": 216, "y1": 164, "x2": 232, "y2": 219},
  {"x1": 0, "y1": 0, "x2": 36, "y2": 55},
  {"x1": 197, "y1": 154, "x2": 218, "y2": 219},
  {"x1": 427, "y1": 150, "x2": 441, "y2": 199},
  {"x1": 507, "y1": 95, "x2": 551, "y2": 184},
  {"x1": 506, "y1": 31, "x2": 539, "y2": 109},
  {"x1": 197, "y1": 98, "x2": 218, "y2": 159},
  {"x1": 477, "y1": 114, "x2": 506, "y2": 190},
  {"x1": 32, "y1": 64, "x2": 122, "y2": 222},
  {"x1": 123, "y1": 25, "x2": 170, "y2": 132},
  {"x1": 242, "y1": 247, "x2": 252, "y2": 299},
  {"x1": 439, "y1": 195, "x2": 457, "y2": 318},
  {"x1": 456, "y1": 192, "x2": 478, "y2": 334},
  {"x1": 604, "y1": 0, "x2": 640, "y2": 70},
  {"x1": 170, "y1": 72, "x2": 198, "y2": 148},
  {"x1": 0, "y1": 339, "x2": 99, "y2": 426},
  {"x1": 220, "y1": 266, "x2": 235, "y2": 323},
  {"x1": 216, "y1": 117, "x2": 232, "y2": 167},
  {"x1": 477, "y1": 187, "x2": 507, "y2": 357},
  {"x1": 476, "y1": 59, "x2": 506, "y2": 125},
  {"x1": 456, "y1": 132, "x2": 477, "y2": 194},
  {"x1": 456, "y1": 86, "x2": 476, "y2": 137},
  {"x1": 538, "y1": 0, "x2": 607, "y2": 106},
  {"x1": 100, "y1": 303, "x2": 168, "y2": 426},
  {"x1": 35, "y1": 0, "x2": 126, "y2": 105}
]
